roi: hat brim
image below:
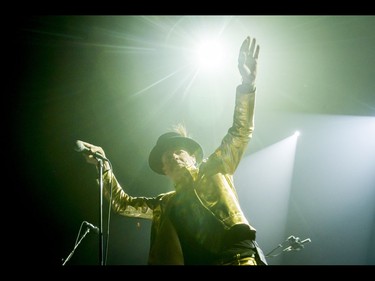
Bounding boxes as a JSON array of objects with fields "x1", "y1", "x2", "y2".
[{"x1": 148, "y1": 136, "x2": 203, "y2": 175}]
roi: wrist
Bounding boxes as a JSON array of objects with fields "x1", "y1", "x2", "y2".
[
  {"x1": 242, "y1": 75, "x2": 255, "y2": 84},
  {"x1": 237, "y1": 83, "x2": 256, "y2": 93},
  {"x1": 241, "y1": 80, "x2": 256, "y2": 92}
]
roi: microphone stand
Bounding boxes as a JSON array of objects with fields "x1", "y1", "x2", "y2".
[
  {"x1": 62, "y1": 228, "x2": 90, "y2": 266},
  {"x1": 265, "y1": 235, "x2": 312, "y2": 258},
  {"x1": 96, "y1": 158, "x2": 104, "y2": 266}
]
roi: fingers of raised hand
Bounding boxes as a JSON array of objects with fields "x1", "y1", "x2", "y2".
[
  {"x1": 240, "y1": 36, "x2": 250, "y2": 53},
  {"x1": 254, "y1": 44, "x2": 260, "y2": 60},
  {"x1": 239, "y1": 38, "x2": 259, "y2": 73},
  {"x1": 240, "y1": 37, "x2": 259, "y2": 59},
  {"x1": 238, "y1": 36, "x2": 250, "y2": 64}
]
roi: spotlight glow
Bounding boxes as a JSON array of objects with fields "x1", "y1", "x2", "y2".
[
  {"x1": 294, "y1": 131, "x2": 300, "y2": 137},
  {"x1": 193, "y1": 39, "x2": 226, "y2": 72}
]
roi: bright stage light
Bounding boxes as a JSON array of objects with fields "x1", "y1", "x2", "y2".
[
  {"x1": 293, "y1": 131, "x2": 300, "y2": 137},
  {"x1": 192, "y1": 39, "x2": 226, "y2": 72}
]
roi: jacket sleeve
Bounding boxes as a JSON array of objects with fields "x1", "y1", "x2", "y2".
[
  {"x1": 99, "y1": 170, "x2": 160, "y2": 220},
  {"x1": 209, "y1": 85, "x2": 256, "y2": 175}
]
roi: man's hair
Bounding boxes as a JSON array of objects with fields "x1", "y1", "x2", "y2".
[{"x1": 171, "y1": 123, "x2": 188, "y2": 138}]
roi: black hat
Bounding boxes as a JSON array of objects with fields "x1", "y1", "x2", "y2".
[{"x1": 148, "y1": 132, "x2": 203, "y2": 175}]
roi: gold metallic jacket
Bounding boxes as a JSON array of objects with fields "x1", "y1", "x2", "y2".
[{"x1": 102, "y1": 84, "x2": 256, "y2": 265}]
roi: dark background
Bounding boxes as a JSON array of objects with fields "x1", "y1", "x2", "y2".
[{"x1": 10, "y1": 16, "x2": 375, "y2": 269}]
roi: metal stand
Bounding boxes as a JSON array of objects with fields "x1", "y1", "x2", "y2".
[
  {"x1": 265, "y1": 235, "x2": 312, "y2": 258},
  {"x1": 96, "y1": 159, "x2": 105, "y2": 266},
  {"x1": 62, "y1": 227, "x2": 91, "y2": 265},
  {"x1": 73, "y1": 140, "x2": 109, "y2": 265}
]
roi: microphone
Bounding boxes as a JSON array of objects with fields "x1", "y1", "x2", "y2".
[
  {"x1": 75, "y1": 140, "x2": 109, "y2": 161},
  {"x1": 284, "y1": 236, "x2": 311, "y2": 251},
  {"x1": 300, "y1": 238, "x2": 312, "y2": 246},
  {"x1": 83, "y1": 221, "x2": 99, "y2": 234}
]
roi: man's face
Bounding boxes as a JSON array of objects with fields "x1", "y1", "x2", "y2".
[{"x1": 161, "y1": 148, "x2": 196, "y2": 182}]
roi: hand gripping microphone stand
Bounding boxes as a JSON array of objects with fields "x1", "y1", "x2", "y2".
[
  {"x1": 63, "y1": 159, "x2": 105, "y2": 265},
  {"x1": 74, "y1": 140, "x2": 109, "y2": 265},
  {"x1": 73, "y1": 141, "x2": 112, "y2": 265}
]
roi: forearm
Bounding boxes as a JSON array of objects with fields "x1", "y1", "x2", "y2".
[
  {"x1": 101, "y1": 170, "x2": 154, "y2": 219},
  {"x1": 230, "y1": 85, "x2": 256, "y2": 139},
  {"x1": 211, "y1": 86, "x2": 256, "y2": 174}
]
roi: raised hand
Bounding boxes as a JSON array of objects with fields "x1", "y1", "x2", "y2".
[{"x1": 238, "y1": 36, "x2": 260, "y2": 87}]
